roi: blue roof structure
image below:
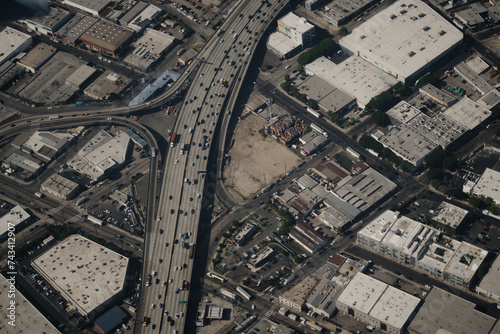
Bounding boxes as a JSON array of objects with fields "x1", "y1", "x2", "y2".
[
  {"x1": 128, "y1": 69, "x2": 180, "y2": 106},
  {"x1": 124, "y1": 129, "x2": 148, "y2": 149},
  {"x1": 94, "y1": 306, "x2": 127, "y2": 334}
]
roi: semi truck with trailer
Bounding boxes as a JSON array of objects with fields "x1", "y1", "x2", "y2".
[{"x1": 236, "y1": 286, "x2": 252, "y2": 301}]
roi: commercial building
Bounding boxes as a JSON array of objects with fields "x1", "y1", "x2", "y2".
[
  {"x1": 119, "y1": 1, "x2": 148, "y2": 26},
  {"x1": 63, "y1": 0, "x2": 111, "y2": 17},
  {"x1": 41, "y1": 174, "x2": 79, "y2": 200},
  {"x1": 0, "y1": 274, "x2": 60, "y2": 334},
  {"x1": 3, "y1": 151, "x2": 44, "y2": 181},
  {"x1": 313, "y1": 159, "x2": 350, "y2": 185},
  {"x1": 279, "y1": 276, "x2": 319, "y2": 311},
  {"x1": 31, "y1": 235, "x2": 129, "y2": 316},
  {"x1": 128, "y1": 69, "x2": 180, "y2": 106},
  {"x1": 306, "y1": 0, "x2": 329, "y2": 11},
  {"x1": 0, "y1": 27, "x2": 32, "y2": 67},
  {"x1": 300, "y1": 131, "x2": 329, "y2": 155},
  {"x1": 296, "y1": 75, "x2": 355, "y2": 115},
  {"x1": 0, "y1": 205, "x2": 30, "y2": 240},
  {"x1": 431, "y1": 201, "x2": 469, "y2": 233},
  {"x1": 124, "y1": 29, "x2": 175, "y2": 72},
  {"x1": 232, "y1": 222, "x2": 257, "y2": 246},
  {"x1": 336, "y1": 272, "x2": 420, "y2": 334},
  {"x1": 408, "y1": 286, "x2": 497, "y2": 334},
  {"x1": 123, "y1": 129, "x2": 148, "y2": 149},
  {"x1": 306, "y1": 278, "x2": 342, "y2": 318},
  {"x1": 267, "y1": 12, "x2": 315, "y2": 58},
  {"x1": 476, "y1": 254, "x2": 500, "y2": 305},
  {"x1": 127, "y1": 4, "x2": 163, "y2": 32},
  {"x1": 443, "y1": 96, "x2": 492, "y2": 130},
  {"x1": 357, "y1": 210, "x2": 488, "y2": 288},
  {"x1": 339, "y1": 0, "x2": 462, "y2": 83},
  {"x1": 79, "y1": 20, "x2": 133, "y2": 57},
  {"x1": 318, "y1": 206, "x2": 350, "y2": 230},
  {"x1": 84, "y1": 70, "x2": 132, "y2": 100},
  {"x1": 476, "y1": 89, "x2": 500, "y2": 110},
  {"x1": 21, "y1": 131, "x2": 75, "y2": 162},
  {"x1": 454, "y1": 61, "x2": 493, "y2": 96},
  {"x1": 54, "y1": 14, "x2": 98, "y2": 45},
  {"x1": 20, "y1": 7, "x2": 72, "y2": 37},
  {"x1": 17, "y1": 43, "x2": 57, "y2": 73},
  {"x1": 94, "y1": 306, "x2": 128, "y2": 334},
  {"x1": 454, "y1": 8, "x2": 485, "y2": 28},
  {"x1": 67, "y1": 130, "x2": 132, "y2": 180},
  {"x1": 467, "y1": 168, "x2": 500, "y2": 204},
  {"x1": 418, "y1": 84, "x2": 456, "y2": 107},
  {"x1": 290, "y1": 219, "x2": 329, "y2": 254},
  {"x1": 249, "y1": 246, "x2": 274, "y2": 268},
  {"x1": 65, "y1": 65, "x2": 97, "y2": 89},
  {"x1": 305, "y1": 56, "x2": 398, "y2": 108},
  {"x1": 323, "y1": 0, "x2": 375, "y2": 26}
]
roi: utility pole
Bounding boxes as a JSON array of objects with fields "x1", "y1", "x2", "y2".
[{"x1": 266, "y1": 97, "x2": 273, "y2": 122}]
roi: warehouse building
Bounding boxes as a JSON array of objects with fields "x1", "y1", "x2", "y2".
[
  {"x1": 21, "y1": 131, "x2": 75, "y2": 162},
  {"x1": 279, "y1": 276, "x2": 319, "y2": 311},
  {"x1": 357, "y1": 210, "x2": 488, "y2": 288},
  {"x1": 124, "y1": 29, "x2": 175, "y2": 72},
  {"x1": 443, "y1": 96, "x2": 492, "y2": 130},
  {"x1": 323, "y1": 0, "x2": 375, "y2": 26},
  {"x1": 318, "y1": 206, "x2": 350, "y2": 230},
  {"x1": 466, "y1": 168, "x2": 500, "y2": 204},
  {"x1": 128, "y1": 69, "x2": 180, "y2": 106},
  {"x1": 454, "y1": 7, "x2": 485, "y2": 28},
  {"x1": 127, "y1": 4, "x2": 162, "y2": 32},
  {"x1": 306, "y1": 278, "x2": 342, "y2": 318},
  {"x1": 0, "y1": 27, "x2": 32, "y2": 67},
  {"x1": 79, "y1": 20, "x2": 134, "y2": 57},
  {"x1": 408, "y1": 286, "x2": 497, "y2": 334},
  {"x1": 454, "y1": 61, "x2": 493, "y2": 96},
  {"x1": 20, "y1": 7, "x2": 72, "y2": 37},
  {"x1": 94, "y1": 306, "x2": 128, "y2": 334},
  {"x1": 431, "y1": 201, "x2": 469, "y2": 234},
  {"x1": 41, "y1": 174, "x2": 79, "y2": 200},
  {"x1": 31, "y1": 235, "x2": 129, "y2": 317},
  {"x1": 84, "y1": 70, "x2": 132, "y2": 100},
  {"x1": 54, "y1": 14, "x2": 98, "y2": 45},
  {"x1": 65, "y1": 65, "x2": 97, "y2": 89},
  {"x1": 476, "y1": 89, "x2": 500, "y2": 110},
  {"x1": 3, "y1": 151, "x2": 44, "y2": 181},
  {"x1": 336, "y1": 272, "x2": 420, "y2": 334},
  {"x1": 339, "y1": 0, "x2": 462, "y2": 84},
  {"x1": 63, "y1": 0, "x2": 111, "y2": 17},
  {"x1": 119, "y1": 1, "x2": 148, "y2": 26},
  {"x1": 67, "y1": 130, "x2": 132, "y2": 180},
  {"x1": 300, "y1": 131, "x2": 329, "y2": 156},
  {"x1": 0, "y1": 274, "x2": 60, "y2": 334},
  {"x1": 418, "y1": 84, "x2": 456, "y2": 107},
  {"x1": 305, "y1": 56, "x2": 398, "y2": 108},
  {"x1": 0, "y1": 205, "x2": 31, "y2": 240},
  {"x1": 17, "y1": 43, "x2": 57, "y2": 73},
  {"x1": 123, "y1": 129, "x2": 148, "y2": 149},
  {"x1": 290, "y1": 220, "x2": 329, "y2": 254},
  {"x1": 267, "y1": 12, "x2": 315, "y2": 58},
  {"x1": 476, "y1": 254, "x2": 500, "y2": 305},
  {"x1": 306, "y1": 0, "x2": 329, "y2": 11}
]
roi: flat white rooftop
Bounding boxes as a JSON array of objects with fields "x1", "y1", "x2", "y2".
[
  {"x1": 478, "y1": 255, "x2": 500, "y2": 300},
  {"x1": 432, "y1": 201, "x2": 468, "y2": 229},
  {"x1": 267, "y1": 31, "x2": 301, "y2": 56},
  {"x1": 0, "y1": 27, "x2": 32, "y2": 66},
  {"x1": 465, "y1": 56, "x2": 489, "y2": 74},
  {"x1": 124, "y1": 29, "x2": 175, "y2": 70},
  {"x1": 279, "y1": 12, "x2": 314, "y2": 35},
  {"x1": 0, "y1": 205, "x2": 30, "y2": 237},
  {"x1": 0, "y1": 274, "x2": 60, "y2": 334},
  {"x1": 305, "y1": 56, "x2": 398, "y2": 107},
  {"x1": 443, "y1": 97, "x2": 491, "y2": 130},
  {"x1": 32, "y1": 234, "x2": 128, "y2": 315},
  {"x1": 339, "y1": 0, "x2": 462, "y2": 82},
  {"x1": 337, "y1": 272, "x2": 387, "y2": 315},
  {"x1": 471, "y1": 168, "x2": 500, "y2": 204}
]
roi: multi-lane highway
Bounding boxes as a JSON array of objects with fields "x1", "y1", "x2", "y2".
[{"x1": 137, "y1": 0, "x2": 288, "y2": 332}]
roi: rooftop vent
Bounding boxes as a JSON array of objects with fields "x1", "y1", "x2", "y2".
[
  {"x1": 423, "y1": 26, "x2": 430, "y2": 31},
  {"x1": 390, "y1": 14, "x2": 397, "y2": 20},
  {"x1": 439, "y1": 30, "x2": 446, "y2": 36}
]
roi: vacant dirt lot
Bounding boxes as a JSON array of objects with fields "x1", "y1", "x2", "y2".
[{"x1": 224, "y1": 114, "x2": 300, "y2": 198}]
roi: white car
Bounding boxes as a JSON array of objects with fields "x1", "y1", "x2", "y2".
[
  {"x1": 151, "y1": 303, "x2": 155, "y2": 310},
  {"x1": 169, "y1": 278, "x2": 173, "y2": 283},
  {"x1": 175, "y1": 160, "x2": 179, "y2": 164},
  {"x1": 157, "y1": 216, "x2": 162, "y2": 221}
]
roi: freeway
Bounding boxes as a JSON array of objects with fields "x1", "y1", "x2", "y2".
[{"x1": 137, "y1": 0, "x2": 289, "y2": 333}]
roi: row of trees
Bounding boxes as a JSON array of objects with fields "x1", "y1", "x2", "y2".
[
  {"x1": 297, "y1": 38, "x2": 337, "y2": 66},
  {"x1": 281, "y1": 75, "x2": 320, "y2": 110},
  {"x1": 358, "y1": 135, "x2": 412, "y2": 171}
]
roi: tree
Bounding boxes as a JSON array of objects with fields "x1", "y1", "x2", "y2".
[
  {"x1": 371, "y1": 110, "x2": 391, "y2": 126},
  {"x1": 367, "y1": 91, "x2": 397, "y2": 112},
  {"x1": 327, "y1": 111, "x2": 340, "y2": 124},
  {"x1": 425, "y1": 147, "x2": 446, "y2": 169},
  {"x1": 393, "y1": 82, "x2": 411, "y2": 96},
  {"x1": 284, "y1": 74, "x2": 291, "y2": 82},
  {"x1": 280, "y1": 81, "x2": 291, "y2": 92},
  {"x1": 494, "y1": 126, "x2": 500, "y2": 137},
  {"x1": 427, "y1": 168, "x2": 443, "y2": 181},
  {"x1": 491, "y1": 204, "x2": 500, "y2": 215},
  {"x1": 468, "y1": 196, "x2": 482, "y2": 208},
  {"x1": 443, "y1": 156, "x2": 458, "y2": 171},
  {"x1": 307, "y1": 99, "x2": 319, "y2": 110},
  {"x1": 431, "y1": 179, "x2": 441, "y2": 190},
  {"x1": 338, "y1": 27, "x2": 349, "y2": 37}
]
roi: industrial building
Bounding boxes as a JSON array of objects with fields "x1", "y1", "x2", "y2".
[
  {"x1": 476, "y1": 89, "x2": 500, "y2": 110},
  {"x1": 0, "y1": 274, "x2": 60, "y2": 334},
  {"x1": 339, "y1": 0, "x2": 462, "y2": 84},
  {"x1": 267, "y1": 12, "x2": 315, "y2": 58},
  {"x1": 443, "y1": 96, "x2": 492, "y2": 130},
  {"x1": 305, "y1": 278, "x2": 342, "y2": 318},
  {"x1": 79, "y1": 20, "x2": 134, "y2": 57},
  {"x1": 67, "y1": 130, "x2": 132, "y2": 180},
  {"x1": 313, "y1": 159, "x2": 350, "y2": 185},
  {"x1": 465, "y1": 168, "x2": 500, "y2": 204},
  {"x1": 0, "y1": 205, "x2": 30, "y2": 240},
  {"x1": 17, "y1": 43, "x2": 57, "y2": 73},
  {"x1": 454, "y1": 7, "x2": 485, "y2": 28},
  {"x1": 127, "y1": 4, "x2": 163, "y2": 32},
  {"x1": 3, "y1": 151, "x2": 44, "y2": 181},
  {"x1": 128, "y1": 69, "x2": 180, "y2": 106},
  {"x1": 41, "y1": 174, "x2": 79, "y2": 200},
  {"x1": 63, "y1": 0, "x2": 111, "y2": 17},
  {"x1": 65, "y1": 65, "x2": 97, "y2": 89},
  {"x1": 123, "y1": 129, "x2": 148, "y2": 149},
  {"x1": 20, "y1": 7, "x2": 72, "y2": 37},
  {"x1": 279, "y1": 276, "x2": 319, "y2": 311},
  {"x1": 20, "y1": 131, "x2": 75, "y2": 163},
  {"x1": 336, "y1": 272, "x2": 420, "y2": 334},
  {"x1": 418, "y1": 84, "x2": 456, "y2": 107},
  {"x1": 305, "y1": 56, "x2": 398, "y2": 108},
  {"x1": 305, "y1": 0, "x2": 329, "y2": 11},
  {"x1": 84, "y1": 70, "x2": 132, "y2": 100},
  {"x1": 454, "y1": 61, "x2": 493, "y2": 96},
  {"x1": 476, "y1": 254, "x2": 500, "y2": 305},
  {"x1": 408, "y1": 286, "x2": 497, "y2": 334},
  {"x1": 31, "y1": 234, "x2": 129, "y2": 317},
  {"x1": 0, "y1": 27, "x2": 32, "y2": 67},
  {"x1": 119, "y1": 1, "x2": 149, "y2": 26},
  {"x1": 232, "y1": 222, "x2": 257, "y2": 246},
  {"x1": 357, "y1": 210, "x2": 488, "y2": 288},
  {"x1": 318, "y1": 206, "x2": 350, "y2": 230},
  {"x1": 124, "y1": 29, "x2": 175, "y2": 72},
  {"x1": 290, "y1": 220, "x2": 329, "y2": 254},
  {"x1": 94, "y1": 305, "x2": 128, "y2": 334},
  {"x1": 431, "y1": 201, "x2": 469, "y2": 233},
  {"x1": 323, "y1": 0, "x2": 375, "y2": 26},
  {"x1": 54, "y1": 14, "x2": 98, "y2": 45},
  {"x1": 300, "y1": 131, "x2": 329, "y2": 156},
  {"x1": 12, "y1": 52, "x2": 87, "y2": 104}
]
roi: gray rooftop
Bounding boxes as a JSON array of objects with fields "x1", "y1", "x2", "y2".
[
  {"x1": 454, "y1": 62, "x2": 493, "y2": 95},
  {"x1": 267, "y1": 31, "x2": 301, "y2": 56},
  {"x1": 306, "y1": 278, "x2": 341, "y2": 315},
  {"x1": 296, "y1": 75, "x2": 354, "y2": 113},
  {"x1": 55, "y1": 14, "x2": 98, "y2": 43},
  {"x1": 323, "y1": 0, "x2": 373, "y2": 24},
  {"x1": 432, "y1": 201, "x2": 468, "y2": 229},
  {"x1": 64, "y1": 0, "x2": 111, "y2": 14},
  {"x1": 443, "y1": 96, "x2": 492, "y2": 130},
  {"x1": 477, "y1": 254, "x2": 500, "y2": 302},
  {"x1": 0, "y1": 205, "x2": 30, "y2": 237}
]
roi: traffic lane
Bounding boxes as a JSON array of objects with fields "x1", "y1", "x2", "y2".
[{"x1": 346, "y1": 244, "x2": 500, "y2": 318}]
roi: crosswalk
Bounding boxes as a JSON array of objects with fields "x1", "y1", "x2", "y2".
[
  {"x1": 65, "y1": 214, "x2": 83, "y2": 224},
  {"x1": 264, "y1": 304, "x2": 279, "y2": 317},
  {"x1": 46, "y1": 203, "x2": 66, "y2": 215}
]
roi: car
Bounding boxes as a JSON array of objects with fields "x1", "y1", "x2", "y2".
[
  {"x1": 151, "y1": 303, "x2": 155, "y2": 310},
  {"x1": 157, "y1": 216, "x2": 162, "y2": 221},
  {"x1": 169, "y1": 278, "x2": 173, "y2": 283},
  {"x1": 162, "y1": 281, "x2": 166, "y2": 287},
  {"x1": 160, "y1": 229, "x2": 164, "y2": 234},
  {"x1": 164, "y1": 310, "x2": 168, "y2": 317},
  {"x1": 175, "y1": 160, "x2": 179, "y2": 164}
]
